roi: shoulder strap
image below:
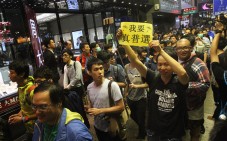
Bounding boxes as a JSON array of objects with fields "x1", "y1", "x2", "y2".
[
  {"x1": 73, "y1": 61, "x2": 76, "y2": 71},
  {"x1": 108, "y1": 80, "x2": 114, "y2": 107},
  {"x1": 224, "y1": 71, "x2": 227, "y2": 85},
  {"x1": 73, "y1": 61, "x2": 84, "y2": 87},
  {"x1": 113, "y1": 65, "x2": 118, "y2": 81}
]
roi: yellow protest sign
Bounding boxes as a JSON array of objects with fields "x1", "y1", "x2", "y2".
[{"x1": 119, "y1": 22, "x2": 153, "y2": 47}]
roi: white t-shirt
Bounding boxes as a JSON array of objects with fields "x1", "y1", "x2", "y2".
[{"x1": 87, "y1": 79, "x2": 122, "y2": 132}]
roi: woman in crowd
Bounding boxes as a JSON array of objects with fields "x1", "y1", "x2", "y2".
[
  {"x1": 210, "y1": 22, "x2": 227, "y2": 121},
  {"x1": 124, "y1": 47, "x2": 148, "y2": 139}
]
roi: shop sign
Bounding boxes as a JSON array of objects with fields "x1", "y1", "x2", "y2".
[
  {"x1": 118, "y1": 22, "x2": 153, "y2": 47},
  {"x1": 182, "y1": 7, "x2": 198, "y2": 15},
  {"x1": 213, "y1": 0, "x2": 227, "y2": 15},
  {"x1": 24, "y1": 5, "x2": 44, "y2": 67},
  {"x1": 30, "y1": 19, "x2": 38, "y2": 38},
  {"x1": 181, "y1": 0, "x2": 193, "y2": 9},
  {"x1": 197, "y1": 0, "x2": 213, "y2": 3},
  {"x1": 198, "y1": 2, "x2": 213, "y2": 11},
  {"x1": 159, "y1": 0, "x2": 181, "y2": 14},
  {"x1": 0, "y1": 95, "x2": 19, "y2": 113}
]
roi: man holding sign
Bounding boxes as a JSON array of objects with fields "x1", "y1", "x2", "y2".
[
  {"x1": 117, "y1": 27, "x2": 189, "y2": 141},
  {"x1": 118, "y1": 22, "x2": 153, "y2": 47}
]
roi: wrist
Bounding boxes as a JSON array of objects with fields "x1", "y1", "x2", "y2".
[
  {"x1": 215, "y1": 30, "x2": 223, "y2": 34},
  {"x1": 22, "y1": 116, "x2": 29, "y2": 123},
  {"x1": 159, "y1": 48, "x2": 164, "y2": 54}
]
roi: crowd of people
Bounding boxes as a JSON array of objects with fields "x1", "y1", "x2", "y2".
[{"x1": 5, "y1": 21, "x2": 227, "y2": 141}]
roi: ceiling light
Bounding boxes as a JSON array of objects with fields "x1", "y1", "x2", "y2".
[{"x1": 36, "y1": 13, "x2": 53, "y2": 21}]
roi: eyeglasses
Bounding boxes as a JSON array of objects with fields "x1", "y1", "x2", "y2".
[
  {"x1": 175, "y1": 46, "x2": 191, "y2": 52},
  {"x1": 62, "y1": 54, "x2": 70, "y2": 58},
  {"x1": 31, "y1": 104, "x2": 52, "y2": 112}
]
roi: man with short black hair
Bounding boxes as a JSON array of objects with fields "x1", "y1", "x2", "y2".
[
  {"x1": 32, "y1": 83, "x2": 92, "y2": 141},
  {"x1": 64, "y1": 40, "x2": 73, "y2": 50},
  {"x1": 170, "y1": 35, "x2": 178, "y2": 47},
  {"x1": 76, "y1": 42, "x2": 91, "y2": 88},
  {"x1": 86, "y1": 57, "x2": 125, "y2": 141},
  {"x1": 43, "y1": 38, "x2": 59, "y2": 84},
  {"x1": 97, "y1": 51, "x2": 126, "y2": 88},
  {"x1": 8, "y1": 60, "x2": 36, "y2": 141}
]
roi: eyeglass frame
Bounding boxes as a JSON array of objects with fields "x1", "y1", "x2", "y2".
[
  {"x1": 174, "y1": 46, "x2": 192, "y2": 52},
  {"x1": 62, "y1": 54, "x2": 70, "y2": 58},
  {"x1": 31, "y1": 104, "x2": 53, "y2": 112}
]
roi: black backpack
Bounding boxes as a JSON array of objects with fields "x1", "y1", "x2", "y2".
[{"x1": 62, "y1": 89, "x2": 90, "y2": 128}]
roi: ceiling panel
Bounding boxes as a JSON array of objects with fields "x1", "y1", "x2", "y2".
[{"x1": 0, "y1": 0, "x2": 152, "y2": 13}]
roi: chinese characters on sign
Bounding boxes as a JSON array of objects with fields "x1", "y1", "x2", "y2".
[
  {"x1": 0, "y1": 95, "x2": 19, "y2": 113},
  {"x1": 119, "y1": 22, "x2": 153, "y2": 47}
]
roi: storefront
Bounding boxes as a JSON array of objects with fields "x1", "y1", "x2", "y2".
[
  {"x1": 0, "y1": 0, "x2": 153, "y2": 118},
  {"x1": 151, "y1": 0, "x2": 182, "y2": 32}
]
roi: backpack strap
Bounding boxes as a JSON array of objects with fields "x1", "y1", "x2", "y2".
[
  {"x1": 73, "y1": 61, "x2": 76, "y2": 71},
  {"x1": 224, "y1": 71, "x2": 227, "y2": 85},
  {"x1": 108, "y1": 80, "x2": 114, "y2": 107},
  {"x1": 107, "y1": 80, "x2": 124, "y2": 130}
]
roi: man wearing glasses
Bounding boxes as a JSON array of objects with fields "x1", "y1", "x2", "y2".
[
  {"x1": 32, "y1": 82, "x2": 92, "y2": 141},
  {"x1": 175, "y1": 38, "x2": 210, "y2": 141}
]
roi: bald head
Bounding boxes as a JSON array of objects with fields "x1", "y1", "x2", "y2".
[{"x1": 176, "y1": 39, "x2": 191, "y2": 47}]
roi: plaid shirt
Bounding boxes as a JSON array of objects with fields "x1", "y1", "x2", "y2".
[{"x1": 180, "y1": 54, "x2": 210, "y2": 110}]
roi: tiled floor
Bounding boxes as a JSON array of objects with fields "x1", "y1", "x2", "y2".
[{"x1": 184, "y1": 87, "x2": 215, "y2": 141}]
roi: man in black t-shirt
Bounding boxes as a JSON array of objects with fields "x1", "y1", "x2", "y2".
[{"x1": 117, "y1": 29, "x2": 189, "y2": 140}]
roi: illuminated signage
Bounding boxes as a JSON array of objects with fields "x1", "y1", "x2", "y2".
[
  {"x1": 25, "y1": 5, "x2": 44, "y2": 67},
  {"x1": 198, "y1": 2, "x2": 213, "y2": 11},
  {"x1": 213, "y1": 0, "x2": 227, "y2": 15},
  {"x1": 182, "y1": 7, "x2": 198, "y2": 15},
  {"x1": 159, "y1": 0, "x2": 181, "y2": 14}
]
